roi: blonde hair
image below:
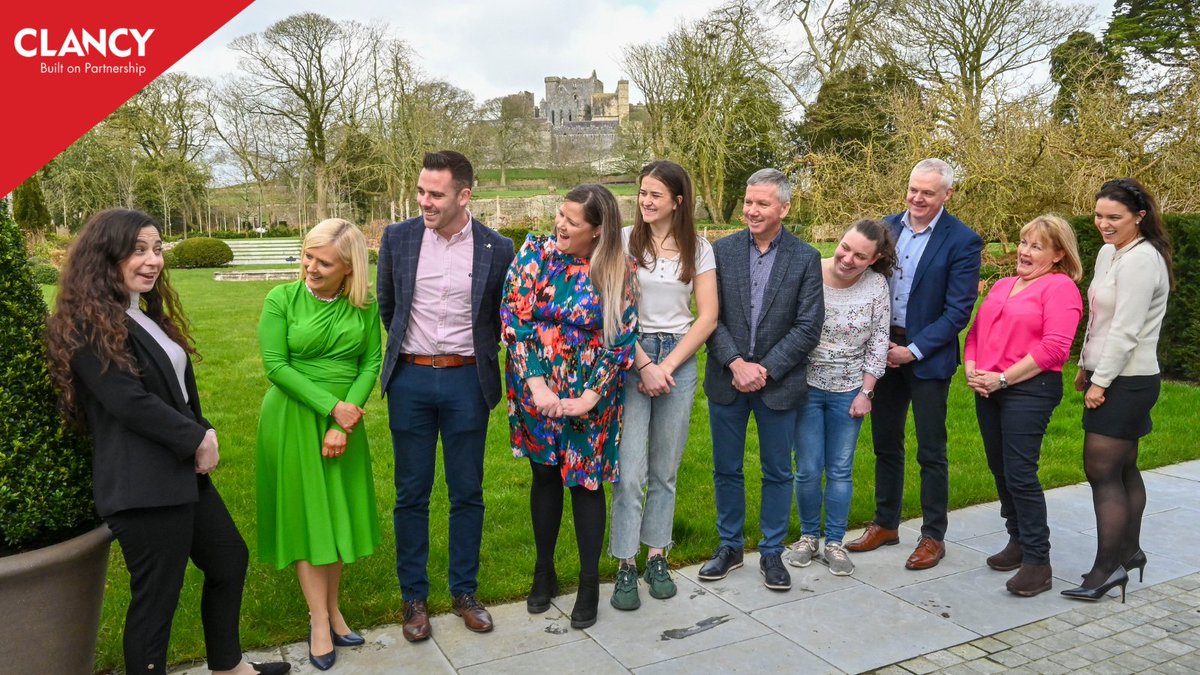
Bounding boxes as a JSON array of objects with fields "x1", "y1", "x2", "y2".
[
  {"x1": 1020, "y1": 214, "x2": 1083, "y2": 282},
  {"x1": 564, "y1": 184, "x2": 630, "y2": 346},
  {"x1": 301, "y1": 218, "x2": 371, "y2": 307}
]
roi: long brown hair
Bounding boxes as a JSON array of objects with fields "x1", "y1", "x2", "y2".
[
  {"x1": 626, "y1": 160, "x2": 699, "y2": 283},
  {"x1": 46, "y1": 209, "x2": 195, "y2": 421}
]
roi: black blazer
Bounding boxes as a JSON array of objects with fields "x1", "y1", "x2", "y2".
[
  {"x1": 704, "y1": 228, "x2": 825, "y2": 410},
  {"x1": 70, "y1": 317, "x2": 211, "y2": 518},
  {"x1": 376, "y1": 216, "x2": 516, "y2": 408}
]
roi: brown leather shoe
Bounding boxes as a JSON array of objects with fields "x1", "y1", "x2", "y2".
[
  {"x1": 1007, "y1": 563, "x2": 1052, "y2": 597},
  {"x1": 452, "y1": 593, "x2": 494, "y2": 633},
  {"x1": 402, "y1": 599, "x2": 431, "y2": 642},
  {"x1": 986, "y1": 540, "x2": 1023, "y2": 571},
  {"x1": 905, "y1": 536, "x2": 946, "y2": 570},
  {"x1": 845, "y1": 523, "x2": 900, "y2": 552}
]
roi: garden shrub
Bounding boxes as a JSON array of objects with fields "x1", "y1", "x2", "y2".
[
  {"x1": 368, "y1": 248, "x2": 379, "y2": 264},
  {"x1": 0, "y1": 199, "x2": 97, "y2": 551},
  {"x1": 497, "y1": 227, "x2": 532, "y2": 251},
  {"x1": 27, "y1": 257, "x2": 59, "y2": 285},
  {"x1": 1071, "y1": 213, "x2": 1200, "y2": 382},
  {"x1": 170, "y1": 237, "x2": 234, "y2": 269}
]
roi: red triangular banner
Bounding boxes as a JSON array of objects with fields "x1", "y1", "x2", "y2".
[{"x1": 0, "y1": 0, "x2": 254, "y2": 197}]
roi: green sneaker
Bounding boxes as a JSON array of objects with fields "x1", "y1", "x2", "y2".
[
  {"x1": 611, "y1": 562, "x2": 641, "y2": 610},
  {"x1": 643, "y1": 554, "x2": 677, "y2": 600}
]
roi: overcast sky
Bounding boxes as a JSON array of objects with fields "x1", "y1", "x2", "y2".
[{"x1": 171, "y1": 0, "x2": 1117, "y2": 106}]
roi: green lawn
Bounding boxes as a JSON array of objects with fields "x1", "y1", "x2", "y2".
[{"x1": 77, "y1": 265, "x2": 1198, "y2": 671}]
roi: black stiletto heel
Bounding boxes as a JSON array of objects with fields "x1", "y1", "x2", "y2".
[
  {"x1": 1061, "y1": 568, "x2": 1129, "y2": 603},
  {"x1": 1123, "y1": 549, "x2": 1147, "y2": 582}
]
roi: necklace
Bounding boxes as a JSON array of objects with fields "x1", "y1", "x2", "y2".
[{"x1": 306, "y1": 282, "x2": 343, "y2": 303}]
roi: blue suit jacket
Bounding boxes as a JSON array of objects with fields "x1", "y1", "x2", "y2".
[
  {"x1": 885, "y1": 210, "x2": 983, "y2": 380},
  {"x1": 376, "y1": 216, "x2": 516, "y2": 407}
]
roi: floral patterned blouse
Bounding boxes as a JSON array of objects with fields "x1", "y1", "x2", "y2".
[
  {"x1": 806, "y1": 268, "x2": 890, "y2": 392},
  {"x1": 501, "y1": 234, "x2": 638, "y2": 489}
]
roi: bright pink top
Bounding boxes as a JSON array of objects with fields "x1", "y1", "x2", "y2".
[
  {"x1": 964, "y1": 273, "x2": 1082, "y2": 373},
  {"x1": 399, "y1": 222, "x2": 476, "y2": 356}
]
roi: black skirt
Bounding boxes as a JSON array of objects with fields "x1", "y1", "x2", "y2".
[{"x1": 1081, "y1": 372, "x2": 1161, "y2": 439}]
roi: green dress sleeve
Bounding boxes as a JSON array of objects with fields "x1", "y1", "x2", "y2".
[{"x1": 258, "y1": 285, "x2": 340, "y2": 416}]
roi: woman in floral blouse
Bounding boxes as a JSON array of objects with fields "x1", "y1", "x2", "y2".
[
  {"x1": 501, "y1": 184, "x2": 638, "y2": 630},
  {"x1": 786, "y1": 219, "x2": 894, "y2": 577}
]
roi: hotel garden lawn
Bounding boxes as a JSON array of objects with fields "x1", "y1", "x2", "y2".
[{"x1": 58, "y1": 265, "x2": 1198, "y2": 671}]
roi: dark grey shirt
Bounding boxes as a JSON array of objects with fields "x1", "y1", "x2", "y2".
[{"x1": 748, "y1": 228, "x2": 782, "y2": 357}]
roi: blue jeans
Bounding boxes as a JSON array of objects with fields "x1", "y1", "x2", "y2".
[
  {"x1": 708, "y1": 392, "x2": 797, "y2": 555},
  {"x1": 609, "y1": 333, "x2": 699, "y2": 559},
  {"x1": 387, "y1": 363, "x2": 490, "y2": 600},
  {"x1": 794, "y1": 387, "x2": 864, "y2": 543}
]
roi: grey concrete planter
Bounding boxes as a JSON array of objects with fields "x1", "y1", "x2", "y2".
[{"x1": 0, "y1": 524, "x2": 112, "y2": 673}]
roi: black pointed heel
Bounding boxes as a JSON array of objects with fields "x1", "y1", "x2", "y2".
[
  {"x1": 1061, "y1": 568, "x2": 1129, "y2": 603},
  {"x1": 308, "y1": 630, "x2": 336, "y2": 670},
  {"x1": 332, "y1": 627, "x2": 365, "y2": 647},
  {"x1": 1124, "y1": 549, "x2": 1147, "y2": 583}
]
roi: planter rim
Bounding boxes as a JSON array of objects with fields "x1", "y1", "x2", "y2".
[{"x1": 0, "y1": 524, "x2": 112, "y2": 578}]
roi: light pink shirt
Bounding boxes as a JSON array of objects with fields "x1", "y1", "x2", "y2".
[
  {"x1": 964, "y1": 273, "x2": 1082, "y2": 373},
  {"x1": 399, "y1": 218, "x2": 475, "y2": 356}
]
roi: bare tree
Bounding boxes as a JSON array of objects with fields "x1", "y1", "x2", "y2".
[{"x1": 477, "y1": 93, "x2": 540, "y2": 187}]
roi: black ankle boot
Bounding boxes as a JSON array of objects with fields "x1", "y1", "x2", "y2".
[
  {"x1": 527, "y1": 565, "x2": 558, "y2": 614},
  {"x1": 570, "y1": 573, "x2": 600, "y2": 629}
]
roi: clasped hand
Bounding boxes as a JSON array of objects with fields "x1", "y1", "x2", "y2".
[
  {"x1": 730, "y1": 359, "x2": 767, "y2": 393},
  {"x1": 332, "y1": 401, "x2": 365, "y2": 433},
  {"x1": 636, "y1": 361, "x2": 676, "y2": 397},
  {"x1": 529, "y1": 380, "x2": 600, "y2": 418},
  {"x1": 965, "y1": 368, "x2": 1002, "y2": 397}
]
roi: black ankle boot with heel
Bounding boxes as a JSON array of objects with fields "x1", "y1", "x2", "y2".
[
  {"x1": 570, "y1": 573, "x2": 600, "y2": 629},
  {"x1": 527, "y1": 565, "x2": 558, "y2": 614}
]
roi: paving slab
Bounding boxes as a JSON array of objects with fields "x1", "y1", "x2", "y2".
[
  {"x1": 1140, "y1": 471, "x2": 1200, "y2": 515},
  {"x1": 430, "y1": 597, "x2": 584, "y2": 669},
  {"x1": 457, "y1": 637, "x2": 629, "y2": 675},
  {"x1": 888, "y1": 567, "x2": 1079, "y2": 636},
  {"x1": 632, "y1": 633, "x2": 841, "y2": 674},
  {"x1": 1148, "y1": 459, "x2": 1200, "y2": 482},
  {"x1": 674, "y1": 550, "x2": 858, "y2": 613},
  {"x1": 1042, "y1": 483, "x2": 1101, "y2": 534},
  {"x1": 1118, "y1": 506, "x2": 1200, "y2": 569},
  {"x1": 752, "y1": 584, "x2": 977, "y2": 673},
  {"x1": 904, "y1": 502, "x2": 1005, "y2": 544},
  {"x1": 574, "y1": 574, "x2": 772, "y2": 669},
  {"x1": 844, "y1": 525, "x2": 989, "y2": 591}
]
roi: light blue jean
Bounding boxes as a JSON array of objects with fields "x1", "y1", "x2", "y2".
[
  {"x1": 793, "y1": 387, "x2": 864, "y2": 544},
  {"x1": 610, "y1": 333, "x2": 699, "y2": 560}
]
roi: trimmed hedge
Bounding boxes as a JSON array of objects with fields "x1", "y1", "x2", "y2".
[
  {"x1": 497, "y1": 227, "x2": 533, "y2": 251},
  {"x1": 169, "y1": 237, "x2": 234, "y2": 269},
  {"x1": 1070, "y1": 213, "x2": 1200, "y2": 382},
  {"x1": 27, "y1": 257, "x2": 58, "y2": 285},
  {"x1": 0, "y1": 199, "x2": 97, "y2": 551}
]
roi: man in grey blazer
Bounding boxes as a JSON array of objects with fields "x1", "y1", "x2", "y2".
[
  {"x1": 377, "y1": 151, "x2": 515, "y2": 642},
  {"x1": 697, "y1": 169, "x2": 824, "y2": 591}
]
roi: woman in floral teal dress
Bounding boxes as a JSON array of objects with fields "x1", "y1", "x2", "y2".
[{"x1": 502, "y1": 184, "x2": 638, "y2": 630}]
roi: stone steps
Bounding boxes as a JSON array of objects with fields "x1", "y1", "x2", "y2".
[{"x1": 223, "y1": 238, "x2": 302, "y2": 266}]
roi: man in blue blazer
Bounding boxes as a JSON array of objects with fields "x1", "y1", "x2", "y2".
[
  {"x1": 697, "y1": 169, "x2": 824, "y2": 591},
  {"x1": 846, "y1": 158, "x2": 982, "y2": 570},
  {"x1": 377, "y1": 151, "x2": 516, "y2": 641}
]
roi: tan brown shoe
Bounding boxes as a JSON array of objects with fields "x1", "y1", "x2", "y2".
[
  {"x1": 452, "y1": 593, "x2": 494, "y2": 633},
  {"x1": 845, "y1": 523, "x2": 900, "y2": 552},
  {"x1": 1007, "y1": 563, "x2": 1052, "y2": 597},
  {"x1": 905, "y1": 536, "x2": 946, "y2": 570},
  {"x1": 402, "y1": 599, "x2": 431, "y2": 642}
]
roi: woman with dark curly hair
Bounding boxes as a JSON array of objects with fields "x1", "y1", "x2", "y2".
[{"x1": 46, "y1": 209, "x2": 289, "y2": 675}]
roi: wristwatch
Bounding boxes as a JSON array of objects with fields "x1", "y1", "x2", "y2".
[
  {"x1": 998, "y1": 373, "x2": 1009, "y2": 389},
  {"x1": 861, "y1": 388, "x2": 875, "y2": 400}
]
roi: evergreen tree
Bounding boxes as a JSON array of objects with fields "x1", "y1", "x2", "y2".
[
  {"x1": 12, "y1": 174, "x2": 53, "y2": 234},
  {"x1": 1106, "y1": 0, "x2": 1200, "y2": 68}
]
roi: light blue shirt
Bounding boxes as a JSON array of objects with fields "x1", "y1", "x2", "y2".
[{"x1": 889, "y1": 208, "x2": 945, "y2": 361}]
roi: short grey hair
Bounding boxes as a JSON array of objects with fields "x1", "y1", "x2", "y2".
[
  {"x1": 746, "y1": 168, "x2": 793, "y2": 204},
  {"x1": 910, "y1": 158, "x2": 956, "y2": 190}
]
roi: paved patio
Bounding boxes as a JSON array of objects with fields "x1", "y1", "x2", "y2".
[{"x1": 173, "y1": 459, "x2": 1200, "y2": 674}]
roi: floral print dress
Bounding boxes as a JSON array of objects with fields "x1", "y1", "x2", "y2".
[{"x1": 501, "y1": 234, "x2": 638, "y2": 489}]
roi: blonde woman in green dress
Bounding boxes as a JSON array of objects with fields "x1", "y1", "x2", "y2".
[{"x1": 256, "y1": 219, "x2": 382, "y2": 670}]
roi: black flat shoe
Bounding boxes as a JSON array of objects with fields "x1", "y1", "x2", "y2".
[
  {"x1": 331, "y1": 628, "x2": 365, "y2": 647},
  {"x1": 250, "y1": 662, "x2": 292, "y2": 675},
  {"x1": 1061, "y1": 568, "x2": 1128, "y2": 603},
  {"x1": 1124, "y1": 549, "x2": 1148, "y2": 582}
]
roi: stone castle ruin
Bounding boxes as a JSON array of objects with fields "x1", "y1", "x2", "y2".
[{"x1": 528, "y1": 72, "x2": 633, "y2": 167}]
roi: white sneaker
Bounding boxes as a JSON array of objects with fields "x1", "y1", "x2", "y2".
[
  {"x1": 785, "y1": 535, "x2": 820, "y2": 567},
  {"x1": 824, "y1": 541, "x2": 855, "y2": 576}
]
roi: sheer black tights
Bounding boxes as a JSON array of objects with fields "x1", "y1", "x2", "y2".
[
  {"x1": 529, "y1": 460, "x2": 607, "y2": 578},
  {"x1": 1082, "y1": 432, "x2": 1145, "y2": 587}
]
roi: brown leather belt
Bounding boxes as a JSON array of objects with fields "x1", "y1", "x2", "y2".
[
  {"x1": 890, "y1": 327, "x2": 907, "y2": 342},
  {"x1": 400, "y1": 354, "x2": 476, "y2": 368}
]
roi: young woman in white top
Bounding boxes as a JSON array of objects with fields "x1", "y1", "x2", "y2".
[
  {"x1": 609, "y1": 160, "x2": 717, "y2": 610},
  {"x1": 1062, "y1": 178, "x2": 1173, "y2": 603}
]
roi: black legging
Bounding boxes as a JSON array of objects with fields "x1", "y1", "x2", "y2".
[
  {"x1": 1082, "y1": 432, "x2": 1146, "y2": 587},
  {"x1": 529, "y1": 460, "x2": 606, "y2": 578}
]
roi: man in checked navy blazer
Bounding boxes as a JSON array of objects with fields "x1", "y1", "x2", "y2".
[
  {"x1": 846, "y1": 158, "x2": 983, "y2": 570},
  {"x1": 696, "y1": 168, "x2": 824, "y2": 591},
  {"x1": 377, "y1": 151, "x2": 515, "y2": 641}
]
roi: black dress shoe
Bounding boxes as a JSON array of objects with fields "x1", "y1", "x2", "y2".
[
  {"x1": 1061, "y1": 568, "x2": 1128, "y2": 603},
  {"x1": 698, "y1": 545, "x2": 744, "y2": 581},
  {"x1": 308, "y1": 630, "x2": 336, "y2": 671},
  {"x1": 759, "y1": 553, "x2": 792, "y2": 591},
  {"x1": 250, "y1": 662, "x2": 292, "y2": 675},
  {"x1": 1124, "y1": 549, "x2": 1148, "y2": 582},
  {"x1": 331, "y1": 628, "x2": 366, "y2": 647}
]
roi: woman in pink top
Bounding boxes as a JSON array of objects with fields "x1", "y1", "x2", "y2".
[{"x1": 964, "y1": 215, "x2": 1083, "y2": 598}]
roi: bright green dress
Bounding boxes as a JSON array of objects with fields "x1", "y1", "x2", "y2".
[{"x1": 255, "y1": 281, "x2": 382, "y2": 569}]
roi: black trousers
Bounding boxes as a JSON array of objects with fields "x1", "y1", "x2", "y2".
[
  {"x1": 870, "y1": 363, "x2": 952, "y2": 539},
  {"x1": 976, "y1": 371, "x2": 1062, "y2": 564},
  {"x1": 104, "y1": 478, "x2": 248, "y2": 673}
]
